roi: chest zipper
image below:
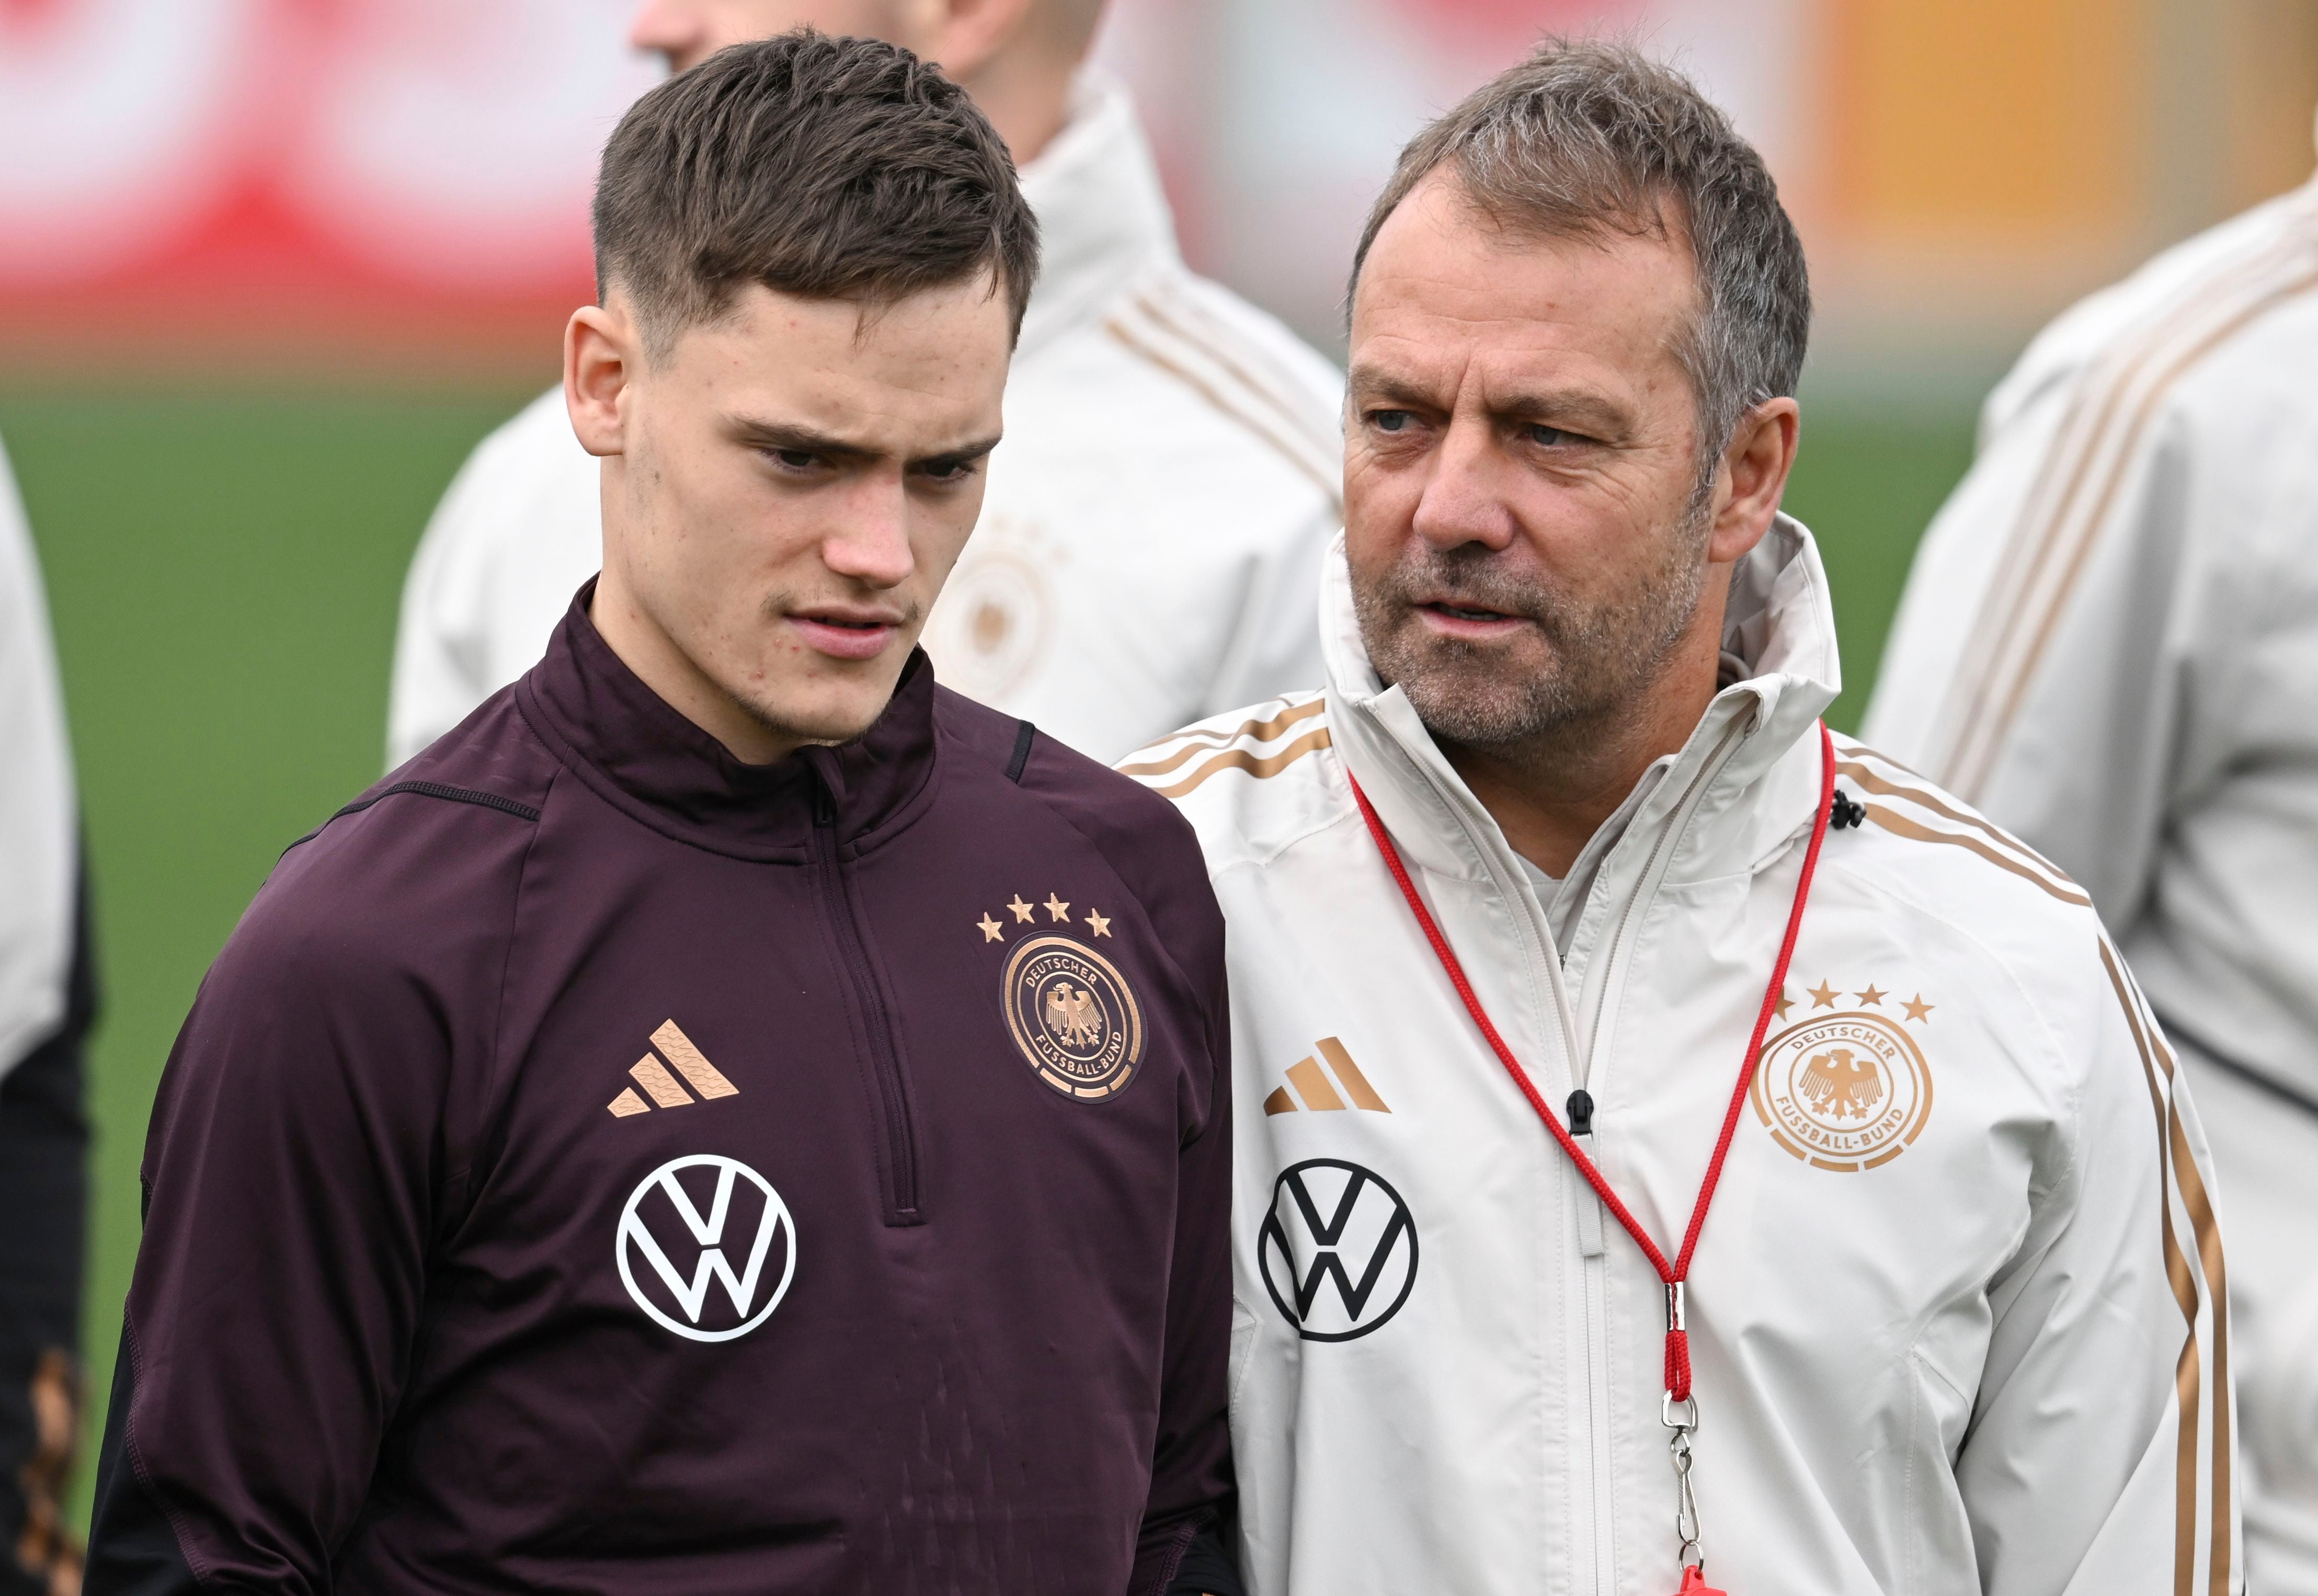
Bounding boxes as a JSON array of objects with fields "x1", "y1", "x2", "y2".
[{"x1": 811, "y1": 780, "x2": 923, "y2": 1225}]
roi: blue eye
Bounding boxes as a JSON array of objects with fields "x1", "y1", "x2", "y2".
[
  {"x1": 1371, "y1": 410, "x2": 1414, "y2": 432},
  {"x1": 1527, "y1": 425, "x2": 1571, "y2": 447}
]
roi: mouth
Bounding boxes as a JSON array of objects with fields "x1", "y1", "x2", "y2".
[
  {"x1": 787, "y1": 606, "x2": 906, "y2": 663},
  {"x1": 1413, "y1": 599, "x2": 1531, "y2": 640}
]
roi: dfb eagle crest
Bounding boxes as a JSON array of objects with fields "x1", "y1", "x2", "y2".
[
  {"x1": 1797, "y1": 1047, "x2": 1883, "y2": 1121},
  {"x1": 1043, "y1": 983, "x2": 1105, "y2": 1048}
]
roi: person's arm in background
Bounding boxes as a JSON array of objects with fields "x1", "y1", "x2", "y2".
[
  {"x1": 386, "y1": 426, "x2": 513, "y2": 770},
  {"x1": 1958, "y1": 938, "x2": 2236, "y2": 1596},
  {"x1": 386, "y1": 389, "x2": 603, "y2": 770},
  {"x1": 1201, "y1": 503, "x2": 1337, "y2": 721},
  {"x1": 0, "y1": 432, "x2": 95, "y2": 1596}
]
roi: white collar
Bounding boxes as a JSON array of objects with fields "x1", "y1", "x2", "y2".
[
  {"x1": 1014, "y1": 73, "x2": 1179, "y2": 358},
  {"x1": 1321, "y1": 513, "x2": 1843, "y2": 892}
]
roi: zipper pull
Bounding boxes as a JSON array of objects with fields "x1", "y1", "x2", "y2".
[
  {"x1": 1568, "y1": 1089, "x2": 1607, "y2": 1258},
  {"x1": 812, "y1": 778, "x2": 835, "y2": 827}
]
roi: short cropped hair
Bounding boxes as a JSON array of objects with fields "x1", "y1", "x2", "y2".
[
  {"x1": 593, "y1": 30, "x2": 1040, "y2": 358},
  {"x1": 1352, "y1": 39, "x2": 1810, "y2": 469}
]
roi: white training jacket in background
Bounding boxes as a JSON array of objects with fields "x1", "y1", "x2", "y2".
[
  {"x1": 385, "y1": 75, "x2": 1343, "y2": 768},
  {"x1": 1130, "y1": 519, "x2": 2235, "y2": 1596},
  {"x1": 0, "y1": 432, "x2": 77, "y2": 1085},
  {"x1": 1866, "y1": 170, "x2": 2318, "y2": 1590}
]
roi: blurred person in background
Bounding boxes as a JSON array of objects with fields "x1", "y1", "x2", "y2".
[
  {"x1": 1868, "y1": 120, "x2": 2318, "y2": 1592},
  {"x1": 0, "y1": 435, "x2": 94, "y2": 1596},
  {"x1": 387, "y1": 0, "x2": 1344, "y2": 769}
]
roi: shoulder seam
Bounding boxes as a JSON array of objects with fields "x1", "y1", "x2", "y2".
[{"x1": 280, "y1": 779, "x2": 543, "y2": 859}]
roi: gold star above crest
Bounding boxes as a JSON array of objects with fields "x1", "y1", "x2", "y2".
[
  {"x1": 1808, "y1": 980, "x2": 1840, "y2": 1009},
  {"x1": 1773, "y1": 990, "x2": 1794, "y2": 1021},
  {"x1": 977, "y1": 913, "x2": 1003, "y2": 943},
  {"x1": 1007, "y1": 895, "x2": 1035, "y2": 923},
  {"x1": 1085, "y1": 910, "x2": 1111, "y2": 938},
  {"x1": 1903, "y1": 994, "x2": 1935, "y2": 1023},
  {"x1": 1044, "y1": 893, "x2": 1071, "y2": 922},
  {"x1": 1856, "y1": 984, "x2": 1887, "y2": 1007}
]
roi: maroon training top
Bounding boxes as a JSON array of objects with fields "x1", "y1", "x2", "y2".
[{"x1": 85, "y1": 589, "x2": 1234, "y2": 1594}]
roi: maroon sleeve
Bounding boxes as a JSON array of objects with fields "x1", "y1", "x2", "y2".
[
  {"x1": 1125, "y1": 831, "x2": 1237, "y2": 1594},
  {"x1": 86, "y1": 804, "x2": 523, "y2": 1593}
]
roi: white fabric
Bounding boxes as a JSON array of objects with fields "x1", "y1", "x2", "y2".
[
  {"x1": 0, "y1": 431, "x2": 77, "y2": 1082},
  {"x1": 1866, "y1": 173, "x2": 2318, "y2": 1593},
  {"x1": 1130, "y1": 517, "x2": 2237, "y2": 1595},
  {"x1": 385, "y1": 77, "x2": 1343, "y2": 767}
]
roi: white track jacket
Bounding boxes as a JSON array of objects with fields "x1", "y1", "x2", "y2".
[
  {"x1": 1131, "y1": 518, "x2": 2236, "y2": 1596},
  {"x1": 1865, "y1": 170, "x2": 2318, "y2": 1590},
  {"x1": 0, "y1": 432, "x2": 75, "y2": 1086},
  {"x1": 386, "y1": 77, "x2": 1342, "y2": 768}
]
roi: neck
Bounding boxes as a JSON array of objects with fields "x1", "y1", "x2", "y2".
[
  {"x1": 588, "y1": 575, "x2": 800, "y2": 767},
  {"x1": 957, "y1": 50, "x2": 1075, "y2": 167},
  {"x1": 1445, "y1": 599, "x2": 1730, "y2": 880}
]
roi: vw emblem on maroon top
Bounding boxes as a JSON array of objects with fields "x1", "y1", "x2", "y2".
[
  {"x1": 1258, "y1": 1159, "x2": 1419, "y2": 1341},
  {"x1": 616, "y1": 1155, "x2": 796, "y2": 1342},
  {"x1": 1002, "y1": 935, "x2": 1145, "y2": 1101}
]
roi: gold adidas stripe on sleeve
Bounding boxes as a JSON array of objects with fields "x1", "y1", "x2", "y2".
[
  {"x1": 2100, "y1": 937, "x2": 2233, "y2": 1596},
  {"x1": 1925, "y1": 199, "x2": 2318, "y2": 797},
  {"x1": 1833, "y1": 742, "x2": 2090, "y2": 906},
  {"x1": 1104, "y1": 295, "x2": 1341, "y2": 504}
]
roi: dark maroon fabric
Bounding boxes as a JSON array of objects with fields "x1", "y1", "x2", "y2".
[{"x1": 85, "y1": 591, "x2": 1234, "y2": 1595}]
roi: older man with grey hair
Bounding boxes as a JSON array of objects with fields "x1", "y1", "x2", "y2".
[{"x1": 1127, "y1": 39, "x2": 2235, "y2": 1595}]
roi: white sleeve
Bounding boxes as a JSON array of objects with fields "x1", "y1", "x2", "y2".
[
  {"x1": 386, "y1": 439, "x2": 508, "y2": 770},
  {"x1": 1960, "y1": 938, "x2": 2238, "y2": 1596},
  {"x1": 1200, "y1": 500, "x2": 1335, "y2": 719},
  {"x1": 0, "y1": 432, "x2": 77, "y2": 1081}
]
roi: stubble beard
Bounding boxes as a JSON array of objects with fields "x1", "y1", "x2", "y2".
[{"x1": 1352, "y1": 496, "x2": 1714, "y2": 769}]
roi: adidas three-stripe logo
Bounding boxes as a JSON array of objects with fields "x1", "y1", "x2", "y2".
[
  {"x1": 1264, "y1": 1038, "x2": 1390, "y2": 1115},
  {"x1": 608, "y1": 1021, "x2": 738, "y2": 1117}
]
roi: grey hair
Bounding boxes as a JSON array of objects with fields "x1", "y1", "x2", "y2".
[{"x1": 1349, "y1": 38, "x2": 1810, "y2": 480}]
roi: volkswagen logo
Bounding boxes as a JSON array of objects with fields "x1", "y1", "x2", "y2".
[
  {"x1": 1258, "y1": 1158, "x2": 1418, "y2": 1342},
  {"x1": 616, "y1": 1155, "x2": 797, "y2": 1343}
]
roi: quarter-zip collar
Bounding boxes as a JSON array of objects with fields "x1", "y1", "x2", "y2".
[
  {"x1": 1014, "y1": 72, "x2": 1179, "y2": 360},
  {"x1": 1321, "y1": 513, "x2": 1842, "y2": 910},
  {"x1": 517, "y1": 580, "x2": 939, "y2": 863}
]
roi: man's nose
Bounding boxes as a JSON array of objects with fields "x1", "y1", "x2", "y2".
[
  {"x1": 821, "y1": 477, "x2": 917, "y2": 589},
  {"x1": 1408, "y1": 417, "x2": 1519, "y2": 553}
]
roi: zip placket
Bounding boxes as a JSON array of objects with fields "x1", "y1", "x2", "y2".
[
  {"x1": 1376, "y1": 701, "x2": 1752, "y2": 1596},
  {"x1": 810, "y1": 777, "x2": 922, "y2": 1225}
]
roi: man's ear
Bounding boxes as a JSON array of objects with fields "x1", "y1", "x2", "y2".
[
  {"x1": 929, "y1": 0, "x2": 1041, "y2": 79},
  {"x1": 1706, "y1": 396, "x2": 1801, "y2": 566},
  {"x1": 565, "y1": 301, "x2": 640, "y2": 460}
]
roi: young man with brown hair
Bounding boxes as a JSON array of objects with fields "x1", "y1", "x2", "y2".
[
  {"x1": 387, "y1": 0, "x2": 1343, "y2": 771},
  {"x1": 85, "y1": 35, "x2": 1236, "y2": 1594}
]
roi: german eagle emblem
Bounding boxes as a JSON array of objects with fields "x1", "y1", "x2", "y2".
[
  {"x1": 1798, "y1": 1047, "x2": 1883, "y2": 1121},
  {"x1": 1043, "y1": 983, "x2": 1105, "y2": 1049}
]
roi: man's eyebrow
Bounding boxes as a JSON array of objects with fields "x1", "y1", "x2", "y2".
[
  {"x1": 914, "y1": 434, "x2": 1004, "y2": 468},
  {"x1": 1344, "y1": 367, "x2": 1438, "y2": 410},
  {"x1": 726, "y1": 415, "x2": 880, "y2": 462},
  {"x1": 1491, "y1": 387, "x2": 1631, "y2": 439},
  {"x1": 725, "y1": 416, "x2": 1003, "y2": 468}
]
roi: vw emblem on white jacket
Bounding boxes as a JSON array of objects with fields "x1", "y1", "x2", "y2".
[
  {"x1": 1259, "y1": 1158, "x2": 1419, "y2": 1341},
  {"x1": 617, "y1": 1155, "x2": 797, "y2": 1342}
]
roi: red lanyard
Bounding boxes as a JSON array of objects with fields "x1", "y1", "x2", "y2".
[{"x1": 1347, "y1": 720, "x2": 1835, "y2": 1407}]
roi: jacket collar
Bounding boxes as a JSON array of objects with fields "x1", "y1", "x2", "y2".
[
  {"x1": 1014, "y1": 72, "x2": 1179, "y2": 359},
  {"x1": 517, "y1": 582, "x2": 939, "y2": 862},
  {"x1": 1323, "y1": 514, "x2": 1841, "y2": 899}
]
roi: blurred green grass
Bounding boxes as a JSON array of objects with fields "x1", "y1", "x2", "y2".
[{"x1": 0, "y1": 381, "x2": 1976, "y2": 1536}]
